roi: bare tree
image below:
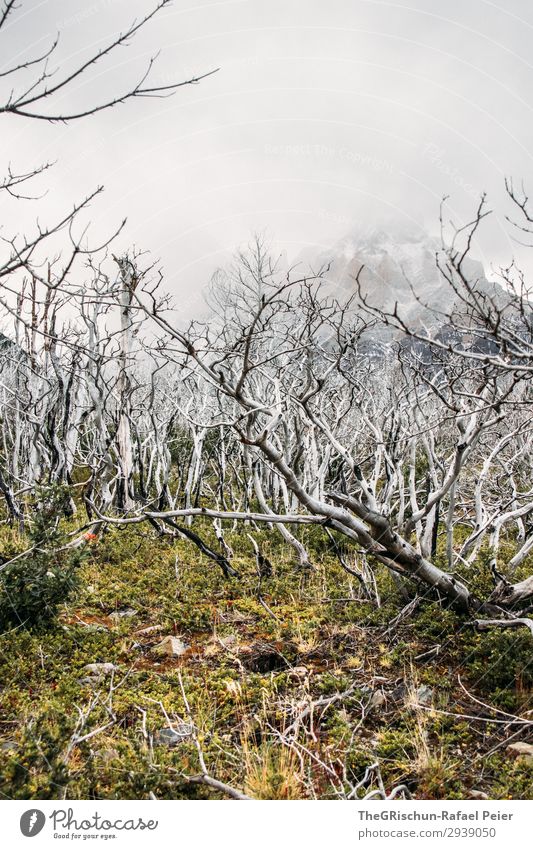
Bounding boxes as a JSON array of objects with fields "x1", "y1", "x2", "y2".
[
  {"x1": 0, "y1": 0, "x2": 215, "y2": 523},
  {"x1": 0, "y1": 0, "x2": 216, "y2": 340}
]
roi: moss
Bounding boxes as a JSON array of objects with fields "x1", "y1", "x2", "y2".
[
  {"x1": 376, "y1": 728, "x2": 416, "y2": 761},
  {"x1": 0, "y1": 519, "x2": 531, "y2": 800},
  {"x1": 465, "y1": 630, "x2": 533, "y2": 710},
  {"x1": 487, "y1": 755, "x2": 533, "y2": 800},
  {"x1": 411, "y1": 604, "x2": 461, "y2": 641}
]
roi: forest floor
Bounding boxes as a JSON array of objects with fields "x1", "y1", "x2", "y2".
[{"x1": 0, "y1": 523, "x2": 532, "y2": 800}]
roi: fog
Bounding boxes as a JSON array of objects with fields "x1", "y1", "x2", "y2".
[{"x1": 2, "y1": 0, "x2": 533, "y2": 314}]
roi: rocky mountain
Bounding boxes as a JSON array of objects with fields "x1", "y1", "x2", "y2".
[{"x1": 304, "y1": 223, "x2": 501, "y2": 333}]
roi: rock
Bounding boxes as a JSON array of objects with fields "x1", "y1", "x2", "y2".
[
  {"x1": 469, "y1": 789, "x2": 489, "y2": 800},
  {"x1": 0, "y1": 740, "x2": 17, "y2": 752},
  {"x1": 134, "y1": 624, "x2": 163, "y2": 637},
  {"x1": 110, "y1": 607, "x2": 138, "y2": 622},
  {"x1": 506, "y1": 742, "x2": 533, "y2": 761},
  {"x1": 153, "y1": 636, "x2": 189, "y2": 657},
  {"x1": 154, "y1": 725, "x2": 194, "y2": 747},
  {"x1": 219, "y1": 634, "x2": 238, "y2": 649},
  {"x1": 416, "y1": 685, "x2": 433, "y2": 706},
  {"x1": 288, "y1": 666, "x2": 309, "y2": 679},
  {"x1": 313, "y1": 225, "x2": 502, "y2": 338},
  {"x1": 369, "y1": 690, "x2": 387, "y2": 710},
  {"x1": 83, "y1": 662, "x2": 119, "y2": 677}
]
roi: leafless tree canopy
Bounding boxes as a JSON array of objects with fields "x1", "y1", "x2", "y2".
[
  {"x1": 1, "y1": 1, "x2": 533, "y2": 644},
  {"x1": 2, "y1": 194, "x2": 533, "y2": 637},
  {"x1": 0, "y1": 0, "x2": 216, "y2": 334}
]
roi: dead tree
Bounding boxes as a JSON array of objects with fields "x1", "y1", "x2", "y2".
[{"x1": 0, "y1": 0, "x2": 215, "y2": 518}]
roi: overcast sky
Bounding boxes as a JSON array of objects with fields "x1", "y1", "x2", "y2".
[{"x1": 2, "y1": 0, "x2": 533, "y2": 313}]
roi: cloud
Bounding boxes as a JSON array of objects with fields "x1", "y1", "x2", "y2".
[{"x1": 2, "y1": 0, "x2": 532, "y2": 305}]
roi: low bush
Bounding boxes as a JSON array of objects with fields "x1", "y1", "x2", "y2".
[{"x1": 0, "y1": 486, "x2": 85, "y2": 632}]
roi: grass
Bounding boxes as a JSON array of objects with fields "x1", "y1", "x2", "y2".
[{"x1": 0, "y1": 521, "x2": 532, "y2": 800}]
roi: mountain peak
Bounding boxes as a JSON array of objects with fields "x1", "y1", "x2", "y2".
[{"x1": 312, "y1": 223, "x2": 487, "y2": 328}]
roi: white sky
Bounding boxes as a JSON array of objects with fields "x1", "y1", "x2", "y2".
[{"x1": 2, "y1": 0, "x2": 533, "y2": 315}]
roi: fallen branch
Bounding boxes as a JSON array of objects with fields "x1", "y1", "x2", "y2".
[
  {"x1": 473, "y1": 617, "x2": 533, "y2": 636},
  {"x1": 411, "y1": 703, "x2": 533, "y2": 726}
]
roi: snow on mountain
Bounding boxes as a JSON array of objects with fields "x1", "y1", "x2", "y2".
[{"x1": 304, "y1": 223, "x2": 494, "y2": 330}]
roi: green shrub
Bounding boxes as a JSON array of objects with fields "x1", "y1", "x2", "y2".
[
  {"x1": 0, "y1": 485, "x2": 85, "y2": 632},
  {"x1": 465, "y1": 630, "x2": 533, "y2": 709}
]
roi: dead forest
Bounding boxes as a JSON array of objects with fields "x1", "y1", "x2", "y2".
[{"x1": 1, "y1": 0, "x2": 532, "y2": 801}]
